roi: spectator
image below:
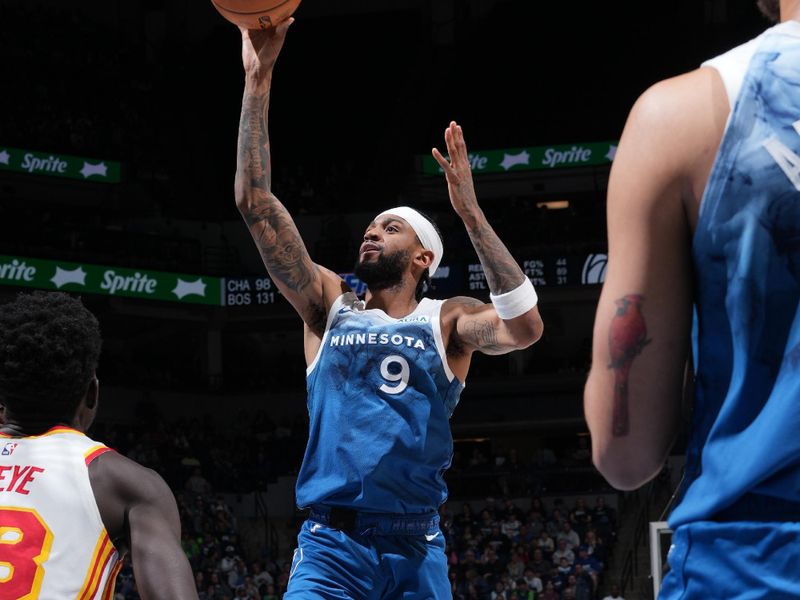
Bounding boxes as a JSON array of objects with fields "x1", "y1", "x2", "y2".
[
  {"x1": 562, "y1": 574, "x2": 578, "y2": 599},
  {"x1": 523, "y1": 569, "x2": 543, "y2": 594},
  {"x1": 219, "y1": 545, "x2": 239, "y2": 579},
  {"x1": 536, "y1": 530, "x2": 555, "y2": 555},
  {"x1": 514, "y1": 578, "x2": 535, "y2": 600},
  {"x1": 479, "y1": 509, "x2": 497, "y2": 537},
  {"x1": 481, "y1": 547, "x2": 507, "y2": 581},
  {"x1": 557, "y1": 557, "x2": 574, "y2": 581},
  {"x1": 557, "y1": 521, "x2": 581, "y2": 550},
  {"x1": 528, "y1": 548, "x2": 552, "y2": 578},
  {"x1": 583, "y1": 529, "x2": 607, "y2": 563},
  {"x1": 491, "y1": 580, "x2": 508, "y2": 600},
  {"x1": 541, "y1": 580, "x2": 560, "y2": 600},
  {"x1": 573, "y1": 564, "x2": 594, "y2": 600},
  {"x1": 507, "y1": 551, "x2": 526, "y2": 580},
  {"x1": 574, "y1": 545, "x2": 603, "y2": 576},
  {"x1": 487, "y1": 525, "x2": 512, "y2": 558},
  {"x1": 552, "y1": 538, "x2": 575, "y2": 566},
  {"x1": 456, "y1": 502, "x2": 477, "y2": 531},
  {"x1": 591, "y1": 497, "x2": 616, "y2": 541},
  {"x1": 570, "y1": 498, "x2": 591, "y2": 538},
  {"x1": 501, "y1": 513, "x2": 522, "y2": 539},
  {"x1": 186, "y1": 467, "x2": 213, "y2": 495},
  {"x1": 252, "y1": 562, "x2": 273, "y2": 588},
  {"x1": 512, "y1": 524, "x2": 535, "y2": 545}
]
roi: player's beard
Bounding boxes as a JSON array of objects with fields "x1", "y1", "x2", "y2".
[
  {"x1": 354, "y1": 248, "x2": 410, "y2": 291},
  {"x1": 757, "y1": 0, "x2": 780, "y2": 22}
]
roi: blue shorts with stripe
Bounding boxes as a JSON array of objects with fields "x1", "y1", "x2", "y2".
[
  {"x1": 659, "y1": 521, "x2": 800, "y2": 600},
  {"x1": 284, "y1": 509, "x2": 449, "y2": 600}
]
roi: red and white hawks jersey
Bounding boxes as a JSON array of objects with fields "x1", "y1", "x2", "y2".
[{"x1": 0, "y1": 426, "x2": 121, "y2": 600}]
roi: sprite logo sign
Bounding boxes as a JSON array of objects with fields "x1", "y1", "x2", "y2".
[
  {"x1": 0, "y1": 147, "x2": 121, "y2": 183},
  {"x1": 420, "y1": 141, "x2": 617, "y2": 176},
  {"x1": 0, "y1": 256, "x2": 220, "y2": 305}
]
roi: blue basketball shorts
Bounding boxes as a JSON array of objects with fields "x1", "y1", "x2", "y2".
[
  {"x1": 284, "y1": 517, "x2": 449, "y2": 599},
  {"x1": 659, "y1": 521, "x2": 800, "y2": 599}
]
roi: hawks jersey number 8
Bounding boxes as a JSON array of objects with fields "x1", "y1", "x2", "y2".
[
  {"x1": 0, "y1": 428, "x2": 120, "y2": 599},
  {"x1": 0, "y1": 506, "x2": 53, "y2": 599}
]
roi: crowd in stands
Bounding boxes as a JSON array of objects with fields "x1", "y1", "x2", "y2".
[
  {"x1": 92, "y1": 414, "x2": 606, "y2": 501},
  {"x1": 91, "y1": 411, "x2": 307, "y2": 495},
  {"x1": 441, "y1": 496, "x2": 618, "y2": 600},
  {"x1": 89, "y1": 413, "x2": 618, "y2": 598},
  {"x1": 113, "y1": 479, "x2": 291, "y2": 599}
]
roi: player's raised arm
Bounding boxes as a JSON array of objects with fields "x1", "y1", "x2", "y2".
[
  {"x1": 433, "y1": 122, "x2": 543, "y2": 356},
  {"x1": 234, "y1": 20, "x2": 345, "y2": 335}
]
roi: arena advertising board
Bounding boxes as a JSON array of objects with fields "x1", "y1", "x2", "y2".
[
  {"x1": 0, "y1": 255, "x2": 220, "y2": 305},
  {"x1": 0, "y1": 146, "x2": 121, "y2": 183},
  {"x1": 419, "y1": 141, "x2": 617, "y2": 176},
  {"x1": 1, "y1": 254, "x2": 606, "y2": 308}
]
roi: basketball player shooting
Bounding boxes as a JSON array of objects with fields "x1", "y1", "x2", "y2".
[
  {"x1": 0, "y1": 292, "x2": 197, "y2": 599},
  {"x1": 235, "y1": 20, "x2": 543, "y2": 599}
]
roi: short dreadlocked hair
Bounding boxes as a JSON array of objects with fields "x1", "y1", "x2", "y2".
[{"x1": 0, "y1": 292, "x2": 101, "y2": 425}]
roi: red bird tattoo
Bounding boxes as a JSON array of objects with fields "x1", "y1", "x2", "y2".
[{"x1": 607, "y1": 294, "x2": 651, "y2": 437}]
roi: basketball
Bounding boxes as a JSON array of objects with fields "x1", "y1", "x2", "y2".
[{"x1": 211, "y1": 0, "x2": 301, "y2": 30}]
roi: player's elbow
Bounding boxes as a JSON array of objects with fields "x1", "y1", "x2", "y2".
[
  {"x1": 592, "y1": 443, "x2": 665, "y2": 491},
  {"x1": 234, "y1": 180, "x2": 252, "y2": 212},
  {"x1": 513, "y1": 312, "x2": 544, "y2": 349}
]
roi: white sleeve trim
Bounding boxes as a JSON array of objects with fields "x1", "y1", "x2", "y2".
[{"x1": 429, "y1": 299, "x2": 457, "y2": 383}]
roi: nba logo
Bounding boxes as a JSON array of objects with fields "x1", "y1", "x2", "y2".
[{"x1": 2, "y1": 442, "x2": 18, "y2": 456}]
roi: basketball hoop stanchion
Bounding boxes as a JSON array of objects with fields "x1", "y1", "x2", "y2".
[{"x1": 650, "y1": 520, "x2": 673, "y2": 598}]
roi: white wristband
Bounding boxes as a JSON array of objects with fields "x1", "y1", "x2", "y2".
[{"x1": 490, "y1": 277, "x2": 538, "y2": 320}]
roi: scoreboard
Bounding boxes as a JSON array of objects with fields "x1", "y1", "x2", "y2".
[
  {"x1": 465, "y1": 253, "x2": 605, "y2": 292},
  {"x1": 223, "y1": 276, "x2": 279, "y2": 307},
  {"x1": 221, "y1": 253, "x2": 606, "y2": 307}
]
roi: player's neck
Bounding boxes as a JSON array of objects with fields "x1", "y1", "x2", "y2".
[
  {"x1": 364, "y1": 284, "x2": 419, "y2": 318},
  {"x1": 782, "y1": 0, "x2": 800, "y2": 21}
]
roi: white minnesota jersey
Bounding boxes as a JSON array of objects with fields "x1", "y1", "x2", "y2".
[{"x1": 0, "y1": 426, "x2": 120, "y2": 599}]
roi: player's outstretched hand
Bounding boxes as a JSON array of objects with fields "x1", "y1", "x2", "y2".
[
  {"x1": 432, "y1": 121, "x2": 480, "y2": 221},
  {"x1": 240, "y1": 17, "x2": 294, "y2": 77}
]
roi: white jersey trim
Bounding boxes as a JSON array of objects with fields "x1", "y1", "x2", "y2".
[
  {"x1": 702, "y1": 21, "x2": 800, "y2": 110},
  {"x1": 429, "y1": 299, "x2": 457, "y2": 384}
]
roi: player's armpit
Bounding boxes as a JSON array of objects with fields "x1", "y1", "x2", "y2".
[
  {"x1": 584, "y1": 77, "x2": 698, "y2": 491},
  {"x1": 446, "y1": 296, "x2": 542, "y2": 356}
]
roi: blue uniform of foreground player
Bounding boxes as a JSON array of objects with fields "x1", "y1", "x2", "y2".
[
  {"x1": 233, "y1": 19, "x2": 544, "y2": 599},
  {"x1": 585, "y1": 1, "x2": 800, "y2": 598}
]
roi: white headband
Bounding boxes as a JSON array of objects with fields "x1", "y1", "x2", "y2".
[{"x1": 376, "y1": 206, "x2": 443, "y2": 278}]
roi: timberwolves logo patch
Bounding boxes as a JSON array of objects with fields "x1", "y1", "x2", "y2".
[
  {"x1": 2, "y1": 442, "x2": 18, "y2": 456},
  {"x1": 582, "y1": 254, "x2": 607, "y2": 285}
]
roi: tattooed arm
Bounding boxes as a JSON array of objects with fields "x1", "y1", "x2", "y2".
[
  {"x1": 235, "y1": 21, "x2": 346, "y2": 336},
  {"x1": 583, "y1": 75, "x2": 713, "y2": 490},
  {"x1": 434, "y1": 122, "x2": 543, "y2": 368}
]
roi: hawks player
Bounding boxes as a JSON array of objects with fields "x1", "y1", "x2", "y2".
[{"x1": 0, "y1": 292, "x2": 197, "y2": 599}]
